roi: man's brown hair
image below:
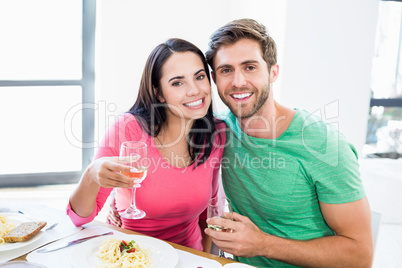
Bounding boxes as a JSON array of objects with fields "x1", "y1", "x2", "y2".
[{"x1": 206, "y1": 18, "x2": 277, "y2": 71}]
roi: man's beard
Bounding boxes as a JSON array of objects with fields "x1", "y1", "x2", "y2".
[{"x1": 222, "y1": 83, "x2": 270, "y2": 119}]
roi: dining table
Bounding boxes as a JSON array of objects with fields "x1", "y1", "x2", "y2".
[{"x1": 0, "y1": 200, "x2": 249, "y2": 268}]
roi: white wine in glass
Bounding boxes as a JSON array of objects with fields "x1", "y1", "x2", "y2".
[
  {"x1": 207, "y1": 197, "x2": 233, "y2": 231},
  {"x1": 119, "y1": 141, "x2": 148, "y2": 219},
  {"x1": 208, "y1": 197, "x2": 233, "y2": 258}
]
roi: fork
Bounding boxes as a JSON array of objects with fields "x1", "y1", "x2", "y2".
[
  {"x1": 18, "y1": 210, "x2": 58, "y2": 231},
  {"x1": 45, "y1": 222, "x2": 59, "y2": 231}
]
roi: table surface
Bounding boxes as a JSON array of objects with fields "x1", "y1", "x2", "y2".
[{"x1": 13, "y1": 220, "x2": 238, "y2": 265}]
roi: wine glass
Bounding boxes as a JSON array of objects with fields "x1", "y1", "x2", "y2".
[
  {"x1": 207, "y1": 197, "x2": 233, "y2": 231},
  {"x1": 119, "y1": 141, "x2": 148, "y2": 219},
  {"x1": 207, "y1": 197, "x2": 233, "y2": 258}
]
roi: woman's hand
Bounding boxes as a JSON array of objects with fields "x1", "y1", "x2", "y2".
[
  {"x1": 107, "y1": 190, "x2": 122, "y2": 227},
  {"x1": 87, "y1": 157, "x2": 142, "y2": 189},
  {"x1": 107, "y1": 206, "x2": 122, "y2": 227}
]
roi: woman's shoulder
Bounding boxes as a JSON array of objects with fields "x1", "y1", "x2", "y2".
[
  {"x1": 114, "y1": 112, "x2": 139, "y2": 125},
  {"x1": 109, "y1": 113, "x2": 144, "y2": 132},
  {"x1": 109, "y1": 112, "x2": 149, "y2": 141}
]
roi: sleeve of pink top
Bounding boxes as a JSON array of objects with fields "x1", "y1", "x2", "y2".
[
  {"x1": 66, "y1": 114, "x2": 136, "y2": 226},
  {"x1": 66, "y1": 202, "x2": 98, "y2": 226}
]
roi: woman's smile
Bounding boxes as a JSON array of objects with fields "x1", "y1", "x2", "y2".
[{"x1": 183, "y1": 97, "x2": 205, "y2": 109}]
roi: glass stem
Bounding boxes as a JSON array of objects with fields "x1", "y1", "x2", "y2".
[
  {"x1": 219, "y1": 249, "x2": 225, "y2": 258},
  {"x1": 130, "y1": 187, "x2": 137, "y2": 209}
]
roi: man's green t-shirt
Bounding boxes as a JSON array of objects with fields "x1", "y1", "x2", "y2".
[{"x1": 219, "y1": 109, "x2": 366, "y2": 267}]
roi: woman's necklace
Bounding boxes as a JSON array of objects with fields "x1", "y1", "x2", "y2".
[{"x1": 155, "y1": 136, "x2": 165, "y2": 149}]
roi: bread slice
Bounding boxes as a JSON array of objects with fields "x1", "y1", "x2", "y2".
[{"x1": 3, "y1": 221, "x2": 47, "y2": 243}]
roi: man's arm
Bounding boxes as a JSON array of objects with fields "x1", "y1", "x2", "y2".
[{"x1": 205, "y1": 197, "x2": 373, "y2": 268}]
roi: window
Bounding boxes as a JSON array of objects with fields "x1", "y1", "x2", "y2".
[
  {"x1": 366, "y1": 0, "x2": 402, "y2": 158},
  {"x1": 0, "y1": 0, "x2": 96, "y2": 186}
]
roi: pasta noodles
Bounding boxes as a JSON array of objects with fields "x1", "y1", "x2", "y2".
[
  {"x1": 0, "y1": 214, "x2": 16, "y2": 244},
  {"x1": 96, "y1": 239, "x2": 152, "y2": 268}
]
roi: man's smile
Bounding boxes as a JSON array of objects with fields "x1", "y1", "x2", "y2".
[{"x1": 230, "y1": 92, "x2": 253, "y2": 101}]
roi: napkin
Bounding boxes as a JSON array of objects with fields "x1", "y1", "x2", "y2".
[
  {"x1": 27, "y1": 226, "x2": 111, "y2": 268},
  {"x1": 175, "y1": 250, "x2": 221, "y2": 268},
  {"x1": 0, "y1": 202, "x2": 82, "y2": 263},
  {"x1": 175, "y1": 250, "x2": 256, "y2": 268}
]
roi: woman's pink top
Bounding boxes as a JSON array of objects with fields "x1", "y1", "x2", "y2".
[{"x1": 67, "y1": 113, "x2": 226, "y2": 251}]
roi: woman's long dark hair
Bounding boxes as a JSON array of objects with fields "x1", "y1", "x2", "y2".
[{"x1": 128, "y1": 38, "x2": 218, "y2": 168}]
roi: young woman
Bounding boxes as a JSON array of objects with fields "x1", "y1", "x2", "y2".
[{"x1": 67, "y1": 38, "x2": 226, "y2": 252}]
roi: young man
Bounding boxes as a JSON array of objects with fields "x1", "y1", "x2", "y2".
[{"x1": 204, "y1": 19, "x2": 373, "y2": 268}]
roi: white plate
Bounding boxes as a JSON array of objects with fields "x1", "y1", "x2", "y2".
[
  {"x1": 0, "y1": 212, "x2": 45, "y2": 252},
  {"x1": 223, "y1": 263, "x2": 257, "y2": 268},
  {"x1": 0, "y1": 261, "x2": 46, "y2": 267},
  {"x1": 71, "y1": 233, "x2": 178, "y2": 268}
]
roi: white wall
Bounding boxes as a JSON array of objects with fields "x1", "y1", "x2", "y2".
[
  {"x1": 280, "y1": 0, "x2": 379, "y2": 154},
  {"x1": 96, "y1": 0, "x2": 379, "y2": 155},
  {"x1": 95, "y1": 0, "x2": 287, "y2": 140}
]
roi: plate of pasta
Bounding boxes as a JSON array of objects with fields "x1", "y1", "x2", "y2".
[
  {"x1": 71, "y1": 233, "x2": 178, "y2": 268},
  {"x1": 0, "y1": 213, "x2": 45, "y2": 252}
]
